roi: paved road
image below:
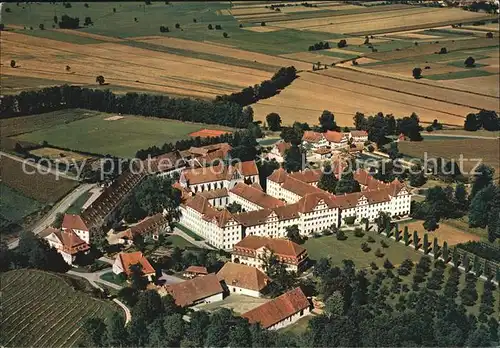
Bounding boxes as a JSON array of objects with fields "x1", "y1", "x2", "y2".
[
  {"x1": 1, "y1": 151, "x2": 79, "y2": 181},
  {"x1": 67, "y1": 269, "x2": 132, "y2": 324},
  {"x1": 7, "y1": 183, "x2": 95, "y2": 249},
  {"x1": 173, "y1": 227, "x2": 215, "y2": 250}
]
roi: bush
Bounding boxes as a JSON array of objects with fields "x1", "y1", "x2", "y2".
[
  {"x1": 361, "y1": 242, "x2": 371, "y2": 252},
  {"x1": 337, "y1": 39, "x2": 347, "y2": 48},
  {"x1": 438, "y1": 47, "x2": 447, "y2": 54},
  {"x1": 223, "y1": 32, "x2": 228, "y2": 38},
  {"x1": 464, "y1": 56, "x2": 475, "y2": 67},
  {"x1": 354, "y1": 228, "x2": 365, "y2": 238},
  {"x1": 412, "y1": 67, "x2": 422, "y2": 79},
  {"x1": 261, "y1": 21, "x2": 266, "y2": 26},
  {"x1": 370, "y1": 262, "x2": 378, "y2": 270},
  {"x1": 215, "y1": 24, "x2": 222, "y2": 30},
  {"x1": 175, "y1": 23, "x2": 180, "y2": 29},
  {"x1": 367, "y1": 236, "x2": 376, "y2": 243},
  {"x1": 375, "y1": 248, "x2": 384, "y2": 258},
  {"x1": 384, "y1": 259, "x2": 394, "y2": 269},
  {"x1": 336, "y1": 230, "x2": 347, "y2": 241},
  {"x1": 208, "y1": 24, "x2": 213, "y2": 30},
  {"x1": 380, "y1": 240, "x2": 389, "y2": 248},
  {"x1": 486, "y1": 32, "x2": 493, "y2": 38},
  {"x1": 343, "y1": 216, "x2": 356, "y2": 225}
]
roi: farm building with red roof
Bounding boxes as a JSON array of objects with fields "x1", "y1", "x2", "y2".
[{"x1": 241, "y1": 287, "x2": 311, "y2": 330}]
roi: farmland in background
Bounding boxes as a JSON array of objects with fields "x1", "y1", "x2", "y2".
[
  {"x1": 1, "y1": 1, "x2": 498, "y2": 127},
  {"x1": 398, "y1": 138, "x2": 500, "y2": 178},
  {"x1": 0, "y1": 269, "x2": 120, "y2": 347}
]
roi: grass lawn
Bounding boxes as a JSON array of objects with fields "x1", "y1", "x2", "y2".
[
  {"x1": 0, "y1": 269, "x2": 120, "y2": 347},
  {"x1": 280, "y1": 314, "x2": 315, "y2": 334},
  {"x1": 66, "y1": 191, "x2": 92, "y2": 215},
  {"x1": 444, "y1": 217, "x2": 489, "y2": 241},
  {"x1": 13, "y1": 110, "x2": 233, "y2": 158},
  {"x1": 175, "y1": 223, "x2": 204, "y2": 241},
  {"x1": 165, "y1": 235, "x2": 198, "y2": 249},
  {"x1": 304, "y1": 229, "x2": 422, "y2": 269},
  {"x1": 100, "y1": 271, "x2": 127, "y2": 286}
]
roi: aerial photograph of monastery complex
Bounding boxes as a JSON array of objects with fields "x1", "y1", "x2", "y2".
[{"x1": 0, "y1": 0, "x2": 499, "y2": 347}]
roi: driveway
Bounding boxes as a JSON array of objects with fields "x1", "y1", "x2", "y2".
[{"x1": 7, "y1": 183, "x2": 95, "y2": 249}]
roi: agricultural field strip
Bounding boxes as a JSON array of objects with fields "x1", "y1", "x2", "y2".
[
  {"x1": 349, "y1": 14, "x2": 497, "y2": 36},
  {"x1": 282, "y1": 7, "x2": 439, "y2": 30},
  {"x1": 130, "y1": 36, "x2": 310, "y2": 71},
  {"x1": 236, "y1": 4, "x2": 413, "y2": 23},
  {"x1": 317, "y1": 68, "x2": 499, "y2": 111},
  {"x1": 3, "y1": 41, "x2": 246, "y2": 95},
  {"x1": 304, "y1": 72, "x2": 475, "y2": 119},
  {"x1": 2, "y1": 32, "x2": 269, "y2": 97}
]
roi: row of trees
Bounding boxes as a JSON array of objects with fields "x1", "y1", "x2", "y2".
[
  {"x1": 353, "y1": 111, "x2": 423, "y2": 146},
  {"x1": 215, "y1": 66, "x2": 297, "y2": 106},
  {"x1": 308, "y1": 41, "x2": 330, "y2": 51},
  {"x1": 464, "y1": 109, "x2": 500, "y2": 131},
  {"x1": 1, "y1": 85, "x2": 251, "y2": 128}
]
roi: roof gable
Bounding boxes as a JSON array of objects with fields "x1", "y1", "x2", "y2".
[
  {"x1": 62, "y1": 214, "x2": 89, "y2": 232},
  {"x1": 165, "y1": 273, "x2": 223, "y2": 307},
  {"x1": 217, "y1": 262, "x2": 270, "y2": 292}
]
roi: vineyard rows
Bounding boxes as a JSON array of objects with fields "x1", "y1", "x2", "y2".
[{"x1": 0, "y1": 270, "x2": 119, "y2": 347}]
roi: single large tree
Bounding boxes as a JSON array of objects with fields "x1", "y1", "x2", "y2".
[
  {"x1": 286, "y1": 225, "x2": 303, "y2": 244},
  {"x1": 317, "y1": 164, "x2": 338, "y2": 193},
  {"x1": 319, "y1": 110, "x2": 338, "y2": 132},
  {"x1": 335, "y1": 171, "x2": 361, "y2": 194},
  {"x1": 470, "y1": 164, "x2": 494, "y2": 199},
  {"x1": 266, "y1": 112, "x2": 282, "y2": 131},
  {"x1": 283, "y1": 145, "x2": 303, "y2": 172}
]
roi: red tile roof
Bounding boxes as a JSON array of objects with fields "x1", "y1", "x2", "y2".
[
  {"x1": 267, "y1": 168, "x2": 287, "y2": 184},
  {"x1": 199, "y1": 188, "x2": 229, "y2": 200},
  {"x1": 62, "y1": 214, "x2": 89, "y2": 232},
  {"x1": 165, "y1": 273, "x2": 223, "y2": 307},
  {"x1": 324, "y1": 131, "x2": 345, "y2": 143},
  {"x1": 185, "y1": 265, "x2": 209, "y2": 275},
  {"x1": 281, "y1": 175, "x2": 322, "y2": 197},
  {"x1": 234, "y1": 236, "x2": 306, "y2": 260},
  {"x1": 350, "y1": 130, "x2": 368, "y2": 137},
  {"x1": 126, "y1": 213, "x2": 167, "y2": 238},
  {"x1": 242, "y1": 287, "x2": 310, "y2": 329},
  {"x1": 302, "y1": 131, "x2": 323, "y2": 143},
  {"x1": 275, "y1": 141, "x2": 291, "y2": 156},
  {"x1": 289, "y1": 169, "x2": 322, "y2": 184},
  {"x1": 236, "y1": 161, "x2": 259, "y2": 177},
  {"x1": 53, "y1": 229, "x2": 90, "y2": 255},
  {"x1": 217, "y1": 262, "x2": 270, "y2": 292},
  {"x1": 230, "y1": 183, "x2": 285, "y2": 209},
  {"x1": 118, "y1": 251, "x2": 155, "y2": 276}
]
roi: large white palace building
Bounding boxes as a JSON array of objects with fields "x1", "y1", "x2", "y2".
[{"x1": 178, "y1": 161, "x2": 411, "y2": 250}]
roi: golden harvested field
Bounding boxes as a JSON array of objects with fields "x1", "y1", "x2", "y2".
[
  {"x1": 398, "y1": 138, "x2": 500, "y2": 176},
  {"x1": 401, "y1": 221, "x2": 481, "y2": 246},
  {"x1": 252, "y1": 69, "x2": 479, "y2": 127},
  {"x1": 280, "y1": 7, "x2": 495, "y2": 35},
  {"x1": 280, "y1": 52, "x2": 345, "y2": 65},
  {"x1": 133, "y1": 36, "x2": 310, "y2": 70},
  {"x1": 317, "y1": 67, "x2": 498, "y2": 111},
  {"x1": 1, "y1": 31, "x2": 270, "y2": 99},
  {"x1": 241, "y1": 25, "x2": 284, "y2": 32},
  {"x1": 439, "y1": 75, "x2": 500, "y2": 99}
]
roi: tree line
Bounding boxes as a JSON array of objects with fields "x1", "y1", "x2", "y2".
[
  {"x1": 464, "y1": 110, "x2": 500, "y2": 131},
  {"x1": 215, "y1": 66, "x2": 297, "y2": 107},
  {"x1": 1, "y1": 85, "x2": 251, "y2": 128}
]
